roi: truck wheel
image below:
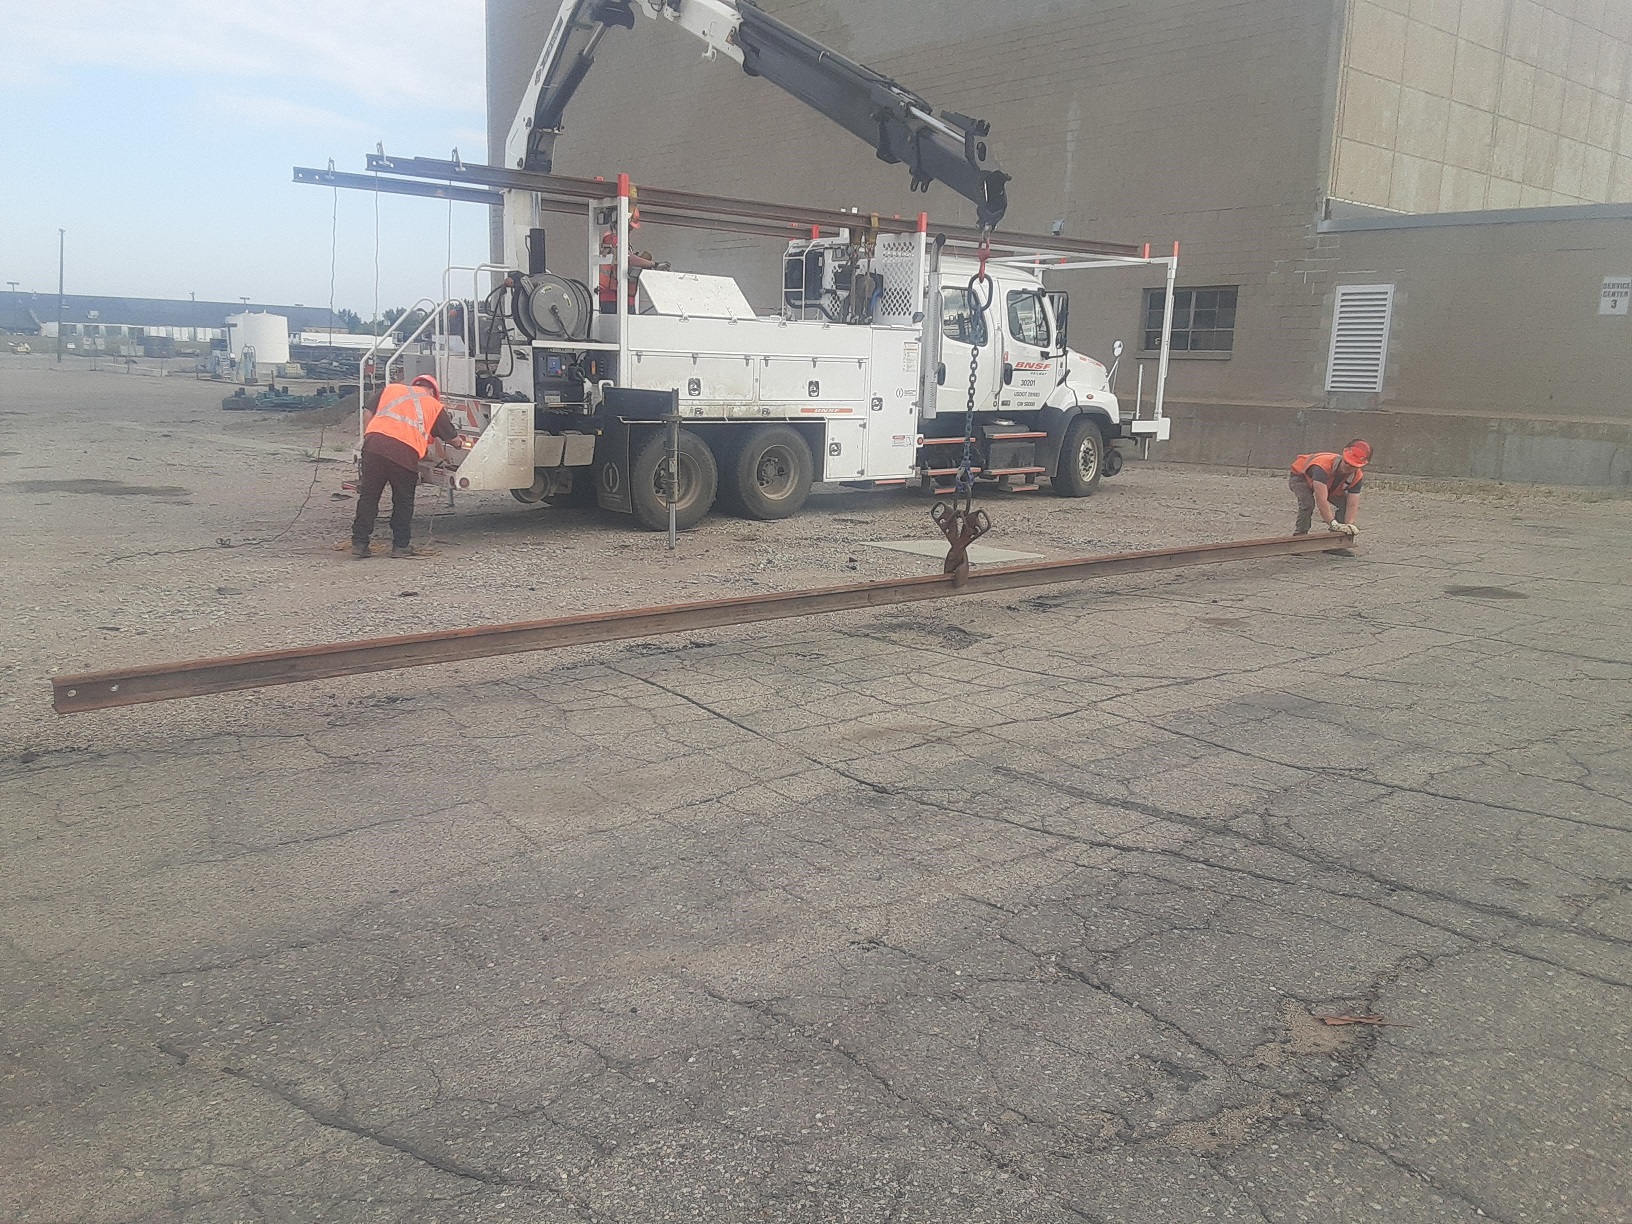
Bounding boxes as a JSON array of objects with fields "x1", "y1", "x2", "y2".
[
  {"x1": 511, "y1": 471, "x2": 550, "y2": 505},
  {"x1": 724, "y1": 425, "x2": 814, "y2": 520},
  {"x1": 1052, "y1": 416, "x2": 1105, "y2": 497},
  {"x1": 630, "y1": 428, "x2": 717, "y2": 531}
]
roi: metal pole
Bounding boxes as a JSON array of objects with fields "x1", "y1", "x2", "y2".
[
  {"x1": 1152, "y1": 251, "x2": 1178, "y2": 426},
  {"x1": 667, "y1": 414, "x2": 679, "y2": 551},
  {"x1": 55, "y1": 229, "x2": 64, "y2": 363}
]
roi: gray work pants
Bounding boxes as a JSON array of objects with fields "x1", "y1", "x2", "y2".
[{"x1": 1289, "y1": 473, "x2": 1346, "y2": 534}]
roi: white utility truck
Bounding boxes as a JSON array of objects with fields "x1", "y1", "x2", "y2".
[{"x1": 296, "y1": 0, "x2": 1177, "y2": 530}]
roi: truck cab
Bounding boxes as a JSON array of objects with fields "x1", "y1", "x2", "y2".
[{"x1": 928, "y1": 256, "x2": 1118, "y2": 438}]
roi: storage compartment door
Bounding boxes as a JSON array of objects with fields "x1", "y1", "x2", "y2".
[
  {"x1": 866, "y1": 332, "x2": 922, "y2": 477},
  {"x1": 822, "y1": 419, "x2": 868, "y2": 481}
]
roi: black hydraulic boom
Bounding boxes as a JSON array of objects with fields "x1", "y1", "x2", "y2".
[{"x1": 512, "y1": 0, "x2": 1009, "y2": 229}]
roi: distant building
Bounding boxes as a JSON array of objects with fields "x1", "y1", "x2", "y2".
[{"x1": 0, "y1": 292, "x2": 342, "y2": 355}]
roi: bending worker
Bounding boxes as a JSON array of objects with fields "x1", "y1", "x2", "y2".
[
  {"x1": 1289, "y1": 439, "x2": 1371, "y2": 538},
  {"x1": 351, "y1": 373, "x2": 459, "y2": 559}
]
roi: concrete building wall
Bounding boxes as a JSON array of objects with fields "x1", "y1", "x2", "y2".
[
  {"x1": 1322, "y1": 210, "x2": 1632, "y2": 416},
  {"x1": 1160, "y1": 210, "x2": 1632, "y2": 485},
  {"x1": 488, "y1": 0, "x2": 1345, "y2": 408},
  {"x1": 1332, "y1": 0, "x2": 1632, "y2": 213}
]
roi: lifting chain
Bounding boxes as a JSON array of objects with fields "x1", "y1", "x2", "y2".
[{"x1": 934, "y1": 230, "x2": 995, "y2": 583}]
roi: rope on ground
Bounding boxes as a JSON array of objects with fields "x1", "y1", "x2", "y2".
[{"x1": 106, "y1": 184, "x2": 344, "y2": 564}]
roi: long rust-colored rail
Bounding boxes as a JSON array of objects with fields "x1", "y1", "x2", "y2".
[{"x1": 51, "y1": 534, "x2": 1352, "y2": 714}]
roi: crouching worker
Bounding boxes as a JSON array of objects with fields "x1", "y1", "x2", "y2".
[
  {"x1": 1289, "y1": 439, "x2": 1371, "y2": 539},
  {"x1": 351, "y1": 374, "x2": 459, "y2": 559}
]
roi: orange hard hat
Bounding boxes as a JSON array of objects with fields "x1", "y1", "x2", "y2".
[
  {"x1": 411, "y1": 373, "x2": 441, "y2": 397},
  {"x1": 1342, "y1": 439, "x2": 1372, "y2": 466}
]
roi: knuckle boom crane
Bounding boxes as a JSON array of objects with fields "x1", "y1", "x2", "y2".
[{"x1": 507, "y1": 0, "x2": 1009, "y2": 230}]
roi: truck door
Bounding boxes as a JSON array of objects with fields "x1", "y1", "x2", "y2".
[
  {"x1": 934, "y1": 285, "x2": 1000, "y2": 418},
  {"x1": 999, "y1": 287, "x2": 1055, "y2": 414}
]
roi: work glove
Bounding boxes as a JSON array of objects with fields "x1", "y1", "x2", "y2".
[{"x1": 1326, "y1": 520, "x2": 1358, "y2": 538}]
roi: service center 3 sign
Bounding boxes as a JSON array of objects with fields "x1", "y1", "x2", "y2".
[{"x1": 1601, "y1": 276, "x2": 1631, "y2": 315}]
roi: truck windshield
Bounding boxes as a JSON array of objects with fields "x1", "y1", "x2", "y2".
[{"x1": 941, "y1": 287, "x2": 989, "y2": 346}]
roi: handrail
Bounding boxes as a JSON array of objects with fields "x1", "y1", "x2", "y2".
[
  {"x1": 354, "y1": 296, "x2": 442, "y2": 445},
  {"x1": 438, "y1": 263, "x2": 511, "y2": 393}
]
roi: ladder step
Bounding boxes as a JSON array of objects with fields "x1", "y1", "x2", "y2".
[
  {"x1": 984, "y1": 466, "x2": 1046, "y2": 476},
  {"x1": 986, "y1": 430, "x2": 1046, "y2": 439},
  {"x1": 922, "y1": 466, "x2": 982, "y2": 477},
  {"x1": 919, "y1": 436, "x2": 975, "y2": 446}
]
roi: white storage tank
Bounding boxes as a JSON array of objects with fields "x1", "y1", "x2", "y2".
[{"x1": 226, "y1": 312, "x2": 290, "y2": 365}]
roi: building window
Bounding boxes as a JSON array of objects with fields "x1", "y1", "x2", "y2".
[
  {"x1": 1325, "y1": 283, "x2": 1394, "y2": 393},
  {"x1": 1142, "y1": 285, "x2": 1237, "y2": 353}
]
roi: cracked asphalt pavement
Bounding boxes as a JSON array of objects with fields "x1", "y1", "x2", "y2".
[{"x1": 2, "y1": 357, "x2": 1629, "y2": 1222}]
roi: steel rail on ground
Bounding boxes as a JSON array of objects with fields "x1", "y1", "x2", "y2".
[{"x1": 52, "y1": 535, "x2": 1354, "y2": 714}]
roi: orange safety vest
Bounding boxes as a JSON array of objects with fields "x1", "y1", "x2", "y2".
[
  {"x1": 597, "y1": 264, "x2": 639, "y2": 310},
  {"x1": 364, "y1": 383, "x2": 443, "y2": 459},
  {"x1": 1291, "y1": 451, "x2": 1362, "y2": 498}
]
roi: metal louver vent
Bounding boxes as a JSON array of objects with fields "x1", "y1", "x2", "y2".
[{"x1": 1325, "y1": 284, "x2": 1394, "y2": 393}]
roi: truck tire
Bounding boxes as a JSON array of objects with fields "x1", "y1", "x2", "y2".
[
  {"x1": 510, "y1": 470, "x2": 550, "y2": 505},
  {"x1": 722, "y1": 425, "x2": 814, "y2": 520},
  {"x1": 630, "y1": 428, "x2": 717, "y2": 531},
  {"x1": 1052, "y1": 416, "x2": 1105, "y2": 497}
]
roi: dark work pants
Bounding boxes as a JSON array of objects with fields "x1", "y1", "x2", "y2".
[
  {"x1": 1289, "y1": 473, "x2": 1347, "y2": 534},
  {"x1": 353, "y1": 450, "x2": 419, "y2": 549}
]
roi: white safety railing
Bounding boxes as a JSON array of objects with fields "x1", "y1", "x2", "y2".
[{"x1": 353, "y1": 296, "x2": 441, "y2": 446}]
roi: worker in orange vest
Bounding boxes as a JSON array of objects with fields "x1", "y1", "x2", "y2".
[
  {"x1": 597, "y1": 230, "x2": 666, "y2": 313},
  {"x1": 351, "y1": 374, "x2": 460, "y2": 559},
  {"x1": 1289, "y1": 439, "x2": 1370, "y2": 538}
]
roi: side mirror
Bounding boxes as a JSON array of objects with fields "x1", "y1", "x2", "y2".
[{"x1": 1113, "y1": 339, "x2": 1124, "y2": 358}]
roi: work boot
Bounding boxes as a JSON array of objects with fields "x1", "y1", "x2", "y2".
[
  {"x1": 351, "y1": 541, "x2": 372, "y2": 558},
  {"x1": 390, "y1": 544, "x2": 434, "y2": 559}
]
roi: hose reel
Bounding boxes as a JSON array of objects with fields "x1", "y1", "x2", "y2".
[{"x1": 510, "y1": 273, "x2": 594, "y2": 342}]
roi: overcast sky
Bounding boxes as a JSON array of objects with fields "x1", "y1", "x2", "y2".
[{"x1": 1, "y1": 1, "x2": 490, "y2": 317}]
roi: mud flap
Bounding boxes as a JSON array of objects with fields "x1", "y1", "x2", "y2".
[
  {"x1": 595, "y1": 388, "x2": 679, "y2": 515},
  {"x1": 1035, "y1": 403, "x2": 1081, "y2": 477},
  {"x1": 594, "y1": 418, "x2": 633, "y2": 515}
]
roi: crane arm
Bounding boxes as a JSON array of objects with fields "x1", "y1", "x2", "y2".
[{"x1": 502, "y1": 0, "x2": 1009, "y2": 229}]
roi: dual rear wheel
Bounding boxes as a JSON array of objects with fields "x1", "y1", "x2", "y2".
[{"x1": 628, "y1": 423, "x2": 814, "y2": 531}]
